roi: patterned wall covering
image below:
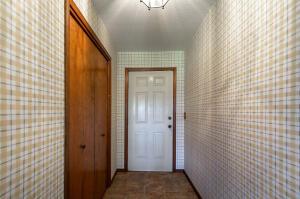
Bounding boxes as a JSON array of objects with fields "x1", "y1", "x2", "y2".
[
  {"x1": 0, "y1": 0, "x2": 116, "y2": 198},
  {"x1": 72, "y1": 0, "x2": 118, "y2": 178},
  {"x1": 185, "y1": 0, "x2": 299, "y2": 198},
  {"x1": 117, "y1": 51, "x2": 185, "y2": 169},
  {"x1": 0, "y1": 0, "x2": 64, "y2": 198}
]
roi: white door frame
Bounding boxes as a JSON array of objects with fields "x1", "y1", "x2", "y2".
[{"x1": 125, "y1": 67, "x2": 176, "y2": 172}]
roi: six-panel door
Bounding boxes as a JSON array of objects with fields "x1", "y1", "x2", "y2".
[{"x1": 128, "y1": 71, "x2": 173, "y2": 171}]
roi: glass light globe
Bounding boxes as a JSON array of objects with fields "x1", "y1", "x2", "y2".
[{"x1": 140, "y1": 0, "x2": 170, "y2": 10}]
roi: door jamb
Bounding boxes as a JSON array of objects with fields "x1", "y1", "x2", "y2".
[
  {"x1": 124, "y1": 67, "x2": 177, "y2": 172},
  {"x1": 65, "y1": 1, "x2": 112, "y2": 198}
]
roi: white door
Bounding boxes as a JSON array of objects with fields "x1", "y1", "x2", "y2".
[{"x1": 128, "y1": 71, "x2": 173, "y2": 171}]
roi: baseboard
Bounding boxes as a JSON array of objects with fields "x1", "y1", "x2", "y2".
[
  {"x1": 116, "y1": 168, "x2": 127, "y2": 172},
  {"x1": 116, "y1": 168, "x2": 183, "y2": 173},
  {"x1": 183, "y1": 170, "x2": 203, "y2": 199},
  {"x1": 111, "y1": 170, "x2": 118, "y2": 182},
  {"x1": 117, "y1": 169, "x2": 182, "y2": 172},
  {"x1": 174, "y1": 169, "x2": 184, "y2": 173}
]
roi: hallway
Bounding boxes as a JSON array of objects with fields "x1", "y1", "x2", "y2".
[
  {"x1": 0, "y1": 0, "x2": 299, "y2": 198},
  {"x1": 104, "y1": 172, "x2": 198, "y2": 199}
]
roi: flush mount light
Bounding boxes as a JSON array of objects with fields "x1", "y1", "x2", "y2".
[{"x1": 140, "y1": 0, "x2": 170, "y2": 10}]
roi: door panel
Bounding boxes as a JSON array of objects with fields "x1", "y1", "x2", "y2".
[
  {"x1": 68, "y1": 15, "x2": 85, "y2": 198},
  {"x1": 136, "y1": 77, "x2": 148, "y2": 87},
  {"x1": 135, "y1": 92, "x2": 148, "y2": 123},
  {"x1": 68, "y1": 12, "x2": 109, "y2": 199},
  {"x1": 128, "y1": 71, "x2": 173, "y2": 171},
  {"x1": 94, "y1": 46, "x2": 108, "y2": 198},
  {"x1": 153, "y1": 132, "x2": 164, "y2": 158},
  {"x1": 69, "y1": 15, "x2": 95, "y2": 199},
  {"x1": 82, "y1": 21, "x2": 96, "y2": 199},
  {"x1": 153, "y1": 76, "x2": 165, "y2": 86},
  {"x1": 153, "y1": 92, "x2": 165, "y2": 122},
  {"x1": 135, "y1": 132, "x2": 148, "y2": 158}
]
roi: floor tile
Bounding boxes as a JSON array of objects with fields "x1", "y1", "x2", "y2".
[{"x1": 104, "y1": 172, "x2": 198, "y2": 199}]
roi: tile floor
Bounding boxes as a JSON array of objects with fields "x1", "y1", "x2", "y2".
[{"x1": 104, "y1": 172, "x2": 199, "y2": 199}]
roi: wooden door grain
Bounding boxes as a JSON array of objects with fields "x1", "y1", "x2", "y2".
[
  {"x1": 66, "y1": 1, "x2": 112, "y2": 199},
  {"x1": 68, "y1": 14, "x2": 86, "y2": 199},
  {"x1": 94, "y1": 51, "x2": 108, "y2": 198},
  {"x1": 68, "y1": 15, "x2": 95, "y2": 199}
]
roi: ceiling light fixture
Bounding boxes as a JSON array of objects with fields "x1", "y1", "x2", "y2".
[{"x1": 140, "y1": 0, "x2": 170, "y2": 10}]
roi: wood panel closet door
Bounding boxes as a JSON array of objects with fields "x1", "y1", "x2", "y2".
[
  {"x1": 94, "y1": 52, "x2": 109, "y2": 198},
  {"x1": 68, "y1": 15, "x2": 95, "y2": 199},
  {"x1": 67, "y1": 5, "x2": 110, "y2": 198}
]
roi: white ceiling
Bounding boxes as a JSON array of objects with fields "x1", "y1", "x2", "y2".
[{"x1": 94, "y1": 0, "x2": 215, "y2": 51}]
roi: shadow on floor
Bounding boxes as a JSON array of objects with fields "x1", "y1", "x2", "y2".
[{"x1": 104, "y1": 172, "x2": 198, "y2": 199}]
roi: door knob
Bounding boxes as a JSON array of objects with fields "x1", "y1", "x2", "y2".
[
  {"x1": 168, "y1": 125, "x2": 172, "y2": 129},
  {"x1": 80, "y1": 144, "x2": 86, "y2": 149}
]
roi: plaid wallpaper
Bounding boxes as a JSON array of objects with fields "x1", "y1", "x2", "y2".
[
  {"x1": 0, "y1": 0, "x2": 117, "y2": 198},
  {"x1": 185, "y1": 0, "x2": 300, "y2": 198},
  {"x1": 117, "y1": 51, "x2": 185, "y2": 169},
  {"x1": 0, "y1": 0, "x2": 64, "y2": 198}
]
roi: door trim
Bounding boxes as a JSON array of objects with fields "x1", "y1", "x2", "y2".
[
  {"x1": 65, "y1": 1, "x2": 112, "y2": 198},
  {"x1": 125, "y1": 67, "x2": 177, "y2": 172}
]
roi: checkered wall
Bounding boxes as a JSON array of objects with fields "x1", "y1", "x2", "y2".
[
  {"x1": 0, "y1": 0, "x2": 64, "y2": 198},
  {"x1": 185, "y1": 0, "x2": 300, "y2": 198},
  {"x1": 117, "y1": 52, "x2": 185, "y2": 169},
  {"x1": 0, "y1": 0, "x2": 117, "y2": 198}
]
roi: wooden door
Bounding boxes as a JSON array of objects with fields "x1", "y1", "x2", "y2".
[
  {"x1": 66, "y1": 2, "x2": 111, "y2": 199},
  {"x1": 68, "y1": 15, "x2": 95, "y2": 199},
  {"x1": 94, "y1": 45, "x2": 109, "y2": 198}
]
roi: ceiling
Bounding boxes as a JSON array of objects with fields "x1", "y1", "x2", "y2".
[{"x1": 94, "y1": 0, "x2": 215, "y2": 51}]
